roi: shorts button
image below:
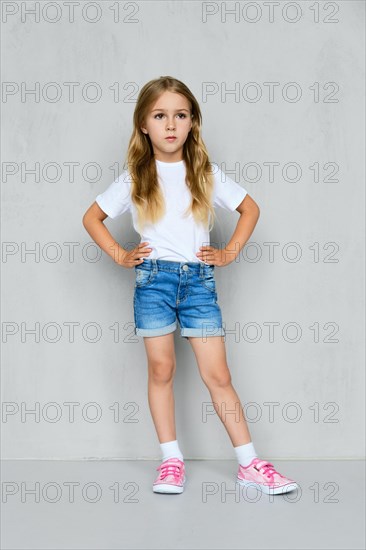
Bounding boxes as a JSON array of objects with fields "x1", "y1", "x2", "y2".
[{"x1": 182, "y1": 265, "x2": 189, "y2": 271}]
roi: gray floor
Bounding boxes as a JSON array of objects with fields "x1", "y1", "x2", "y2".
[{"x1": 1, "y1": 459, "x2": 365, "y2": 549}]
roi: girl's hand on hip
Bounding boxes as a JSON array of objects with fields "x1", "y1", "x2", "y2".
[
  {"x1": 118, "y1": 242, "x2": 152, "y2": 268},
  {"x1": 196, "y1": 246, "x2": 235, "y2": 267}
]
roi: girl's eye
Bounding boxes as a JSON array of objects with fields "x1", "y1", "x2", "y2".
[{"x1": 154, "y1": 113, "x2": 187, "y2": 119}]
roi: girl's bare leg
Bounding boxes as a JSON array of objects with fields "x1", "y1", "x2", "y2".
[
  {"x1": 187, "y1": 336, "x2": 252, "y2": 446},
  {"x1": 143, "y1": 333, "x2": 177, "y2": 443}
]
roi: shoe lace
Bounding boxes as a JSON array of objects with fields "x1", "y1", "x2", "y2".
[
  {"x1": 253, "y1": 460, "x2": 282, "y2": 480},
  {"x1": 157, "y1": 461, "x2": 182, "y2": 481}
]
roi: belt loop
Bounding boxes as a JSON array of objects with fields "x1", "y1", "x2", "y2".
[
  {"x1": 152, "y1": 259, "x2": 157, "y2": 274},
  {"x1": 199, "y1": 261, "x2": 204, "y2": 279}
]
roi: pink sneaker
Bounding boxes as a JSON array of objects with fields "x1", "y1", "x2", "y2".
[
  {"x1": 153, "y1": 457, "x2": 186, "y2": 494},
  {"x1": 237, "y1": 457, "x2": 299, "y2": 495}
]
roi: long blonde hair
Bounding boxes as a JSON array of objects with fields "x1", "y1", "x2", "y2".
[{"x1": 124, "y1": 76, "x2": 216, "y2": 235}]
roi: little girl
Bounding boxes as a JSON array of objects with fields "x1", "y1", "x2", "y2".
[{"x1": 83, "y1": 76, "x2": 298, "y2": 496}]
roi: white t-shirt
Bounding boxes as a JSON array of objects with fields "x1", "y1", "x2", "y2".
[{"x1": 95, "y1": 159, "x2": 248, "y2": 264}]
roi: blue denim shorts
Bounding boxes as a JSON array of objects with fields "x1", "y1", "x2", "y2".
[{"x1": 133, "y1": 259, "x2": 226, "y2": 339}]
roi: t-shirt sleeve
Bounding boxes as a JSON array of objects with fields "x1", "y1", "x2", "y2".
[
  {"x1": 212, "y1": 165, "x2": 248, "y2": 211},
  {"x1": 95, "y1": 170, "x2": 132, "y2": 219}
]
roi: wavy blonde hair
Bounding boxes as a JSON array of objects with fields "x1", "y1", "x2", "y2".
[{"x1": 124, "y1": 76, "x2": 216, "y2": 235}]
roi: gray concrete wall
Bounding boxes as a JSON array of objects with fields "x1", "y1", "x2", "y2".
[{"x1": 2, "y1": 0, "x2": 364, "y2": 459}]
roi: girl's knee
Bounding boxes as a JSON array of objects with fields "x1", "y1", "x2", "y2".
[
  {"x1": 203, "y1": 367, "x2": 232, "y2": 389},
  {"x1": 148, "y1": 360, "x2": 176, "y2": 384}
]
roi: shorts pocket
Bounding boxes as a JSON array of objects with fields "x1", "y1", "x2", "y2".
[
  {"x1": 200, "y1": 267, "x2": 216, "y2": 292},
  {"x1": 135, "y1": 267, "x2": 156, "y2": 288}
]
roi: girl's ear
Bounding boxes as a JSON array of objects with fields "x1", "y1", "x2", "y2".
[{"x1": 140, "y1": 117, "x2": 148, "y2": 133}]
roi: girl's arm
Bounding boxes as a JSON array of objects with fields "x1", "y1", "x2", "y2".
[
  {"x1": 197, "y1": 195, "x2": 260, "y2": 266},
  {"x1": 82, "y1": 202, "x2": 126, "y2": 265},
  {"x1": 225, "y1": 194, "x2": 260, "y2": 263}
]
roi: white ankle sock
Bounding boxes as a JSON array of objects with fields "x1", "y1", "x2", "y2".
[
  {"x1": 234, "y1": 441, "x2": 257, "y2": 466},
  {"x1": 160, "y1": 439, "x2": 184, "y2": 462}
]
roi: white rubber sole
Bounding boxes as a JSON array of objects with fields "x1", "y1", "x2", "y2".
[
  {"x1": 236, "y1": 477, "x2": 299, "y2": 495},
  {"x1": 153, "y1": 476, "x2": 186, "y2": 494}
]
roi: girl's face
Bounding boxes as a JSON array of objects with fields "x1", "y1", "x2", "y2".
[{"x1": 140, "y1": 90, "x2": 193, "y2": 162}]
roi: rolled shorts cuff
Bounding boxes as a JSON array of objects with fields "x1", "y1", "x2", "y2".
[
  {"x1": 134, "y1": 322, "x2": 226, "y2": 339},
  {"x1": 134, "y1": 321, "x2": 177, "y2": 337},
  {"x1": 181, "y1": 326, "x2": 226, "y2": 338}
]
